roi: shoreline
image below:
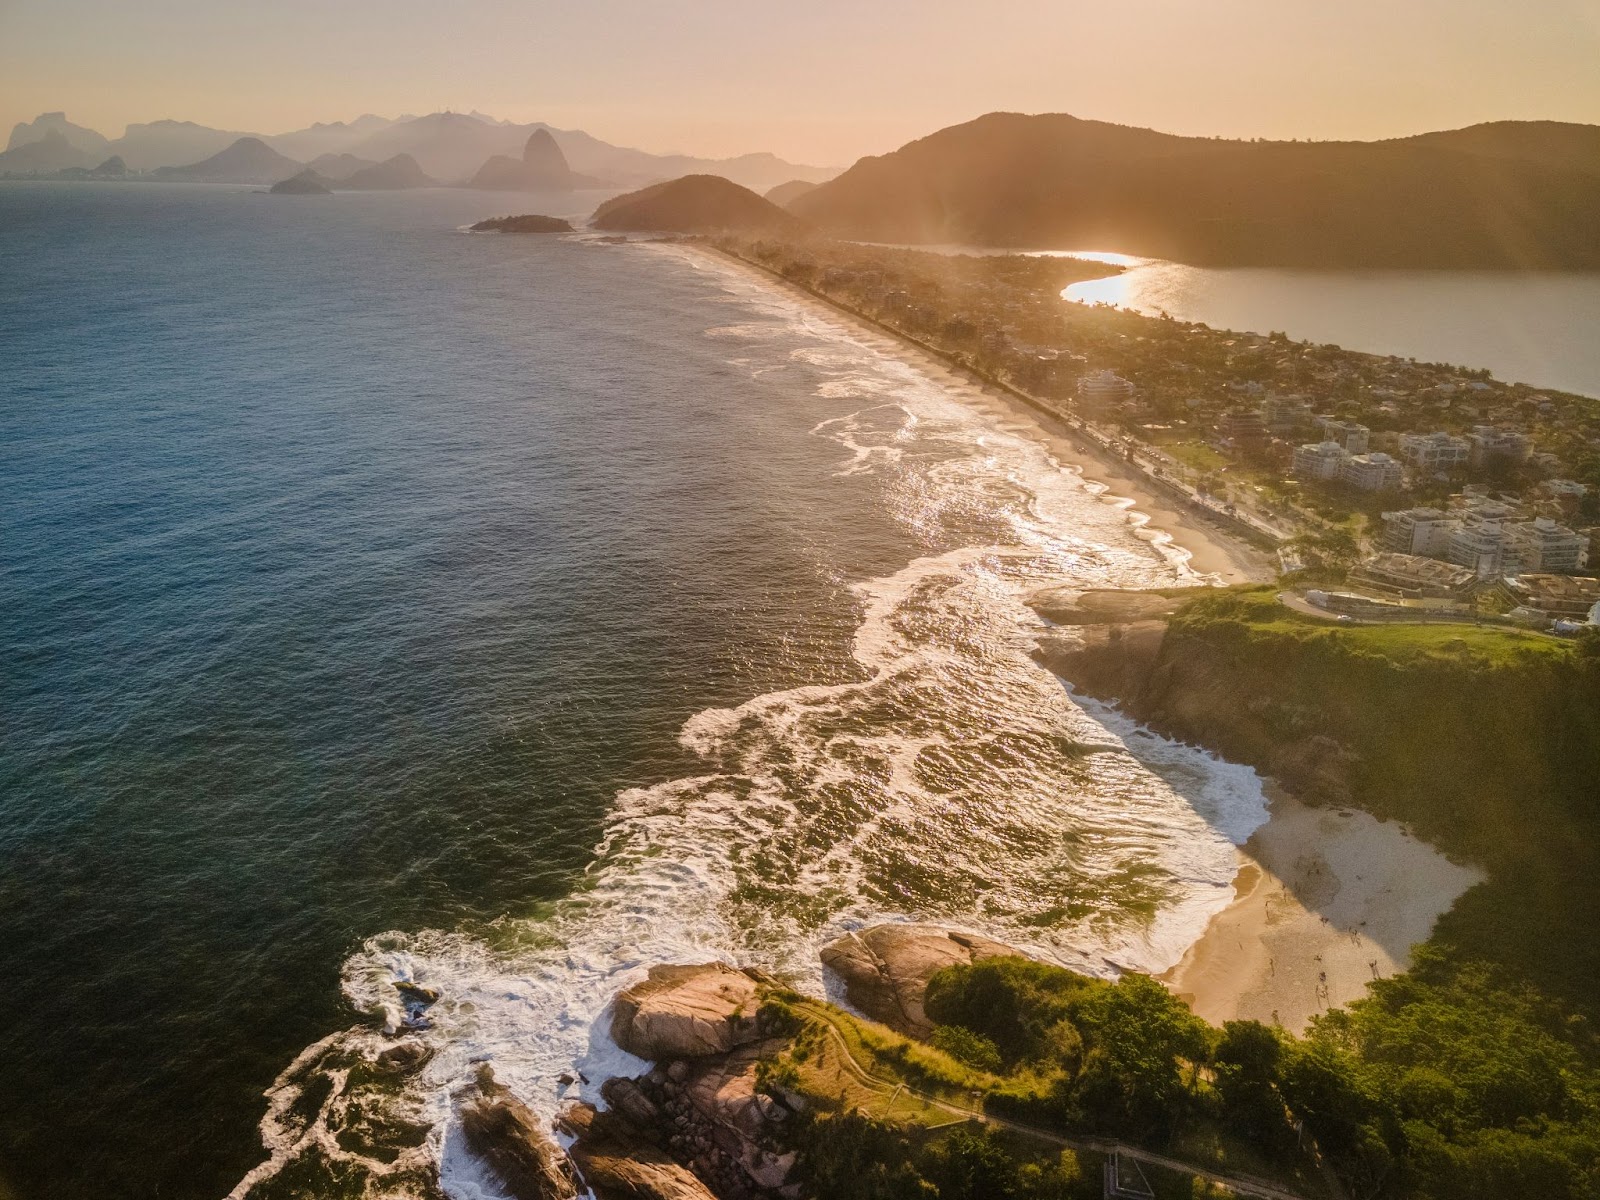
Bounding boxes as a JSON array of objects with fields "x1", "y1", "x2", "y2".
[
  {"x1": 687, "y1": 240, "x2": 1471, "y2": 1030},
  {"x1": 1161, "y1": 784, "x2": 1484, "y2": 1033},
  {"x1": 696, "y1": 242, "x2": 1274, "y2": 586}
]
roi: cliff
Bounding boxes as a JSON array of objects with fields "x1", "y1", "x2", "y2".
[
  {"x1": 1039, "y1": 587, "x2": 1600, "y2": 1002},
  {"x1": 791, "y1": 112, "x2": 1600, "y2": 268}
]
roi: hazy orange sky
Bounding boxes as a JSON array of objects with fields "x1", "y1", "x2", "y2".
[{"x1": 4, "y1": 0, "x2": 1599, "y2": 165}]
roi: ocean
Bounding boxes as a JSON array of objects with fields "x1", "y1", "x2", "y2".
[{"x1": 1, "y1": 183, "x2": 1267, "y2": 1199}]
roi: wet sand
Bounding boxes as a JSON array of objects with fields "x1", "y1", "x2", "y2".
[{"x1": 1161, "y1": 786, "x2": 1484, "y2": 1033}]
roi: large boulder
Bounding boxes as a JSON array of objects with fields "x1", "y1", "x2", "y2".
[
  {"x1": 557, "y1": 1102, "x2": 719, "y2": 1200},
  {"x1": 610, "y1": 964, "x2": 762, "y2": 1061},
  {"x1": 820, "y1": 924, "x2": 1022, "y2": 1037},
  {"x1": 457, "y1": 1066, "x2": 579, "y2": 1200}
]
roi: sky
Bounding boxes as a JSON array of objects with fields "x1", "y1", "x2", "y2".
[{"x1": 3, "y1": 0, "x2": 1599, "y2": 165}]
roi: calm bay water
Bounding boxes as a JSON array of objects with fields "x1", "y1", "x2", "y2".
[
  {"x1": 1065, "y1": 260, "x2": 1600, "y2": 397},
  {"x1": 1, "y1": 184, "x2": 1266, "y2": 1199}
]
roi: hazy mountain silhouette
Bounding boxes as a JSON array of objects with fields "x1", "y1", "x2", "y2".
[
  {"x1": 153, "y1": 137, "x2": 305, "y2": 184},
  {"x1": 468, "y1": 129, "x2": 605, "y2": 190},
  {"x1": 106, "y1": 120, "x2": 254, "y2": 171},
  {"x1": 266, "y1": 115, "x2": 403, "y2": 163},
  {"x1": 306, "y1": 153, "x2": 380, "y2": 180},
  {"x1": 269, "y1": 170, "x2": 333, "y2": 195},
  {"x1": 792, "y1": 112, "x2": 1600, "y2": 268},
  {"x1": 3, "y1": 108, "x2": 838, "y2": 189},
  {"x1": 0, "y1": 128, "x2": 93, "y2": 174},
  {"x1": 764, "y1": 179, "x2": 819, "y2": 208},
  {"x1": 591, "y1": 174, "x2": 810, "y2": 234},
  {"x1": 6, "y1": 112, "x2": 110, "y2": 157},
  {"x1": 341, "y1": 153, "x2": 435, "y2": 190}
]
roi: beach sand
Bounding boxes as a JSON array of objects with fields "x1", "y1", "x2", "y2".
[
  {"x1": 1162, "y1": 786, "x2": 1484, "y2": 1033},
  {"x1": 700, "y1": 245, "x2": 1274, "y2": 587}
]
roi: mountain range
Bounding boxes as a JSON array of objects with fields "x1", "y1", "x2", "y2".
[
  {"x1": 0, "y1": 109, "x2": 839, "y2": 191},
  {"x1": 790, "y1": 112, "x2": 1600, "y2": 268}
]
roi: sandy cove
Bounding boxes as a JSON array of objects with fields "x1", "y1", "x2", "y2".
[{"x1": 1162, "y1": 785, "x2": 1484, "y2": 1033}]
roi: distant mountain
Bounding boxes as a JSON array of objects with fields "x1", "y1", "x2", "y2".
[
  {"x1": 269, "y1": 169, "x2": 333, "y2": 195},
  {"x1": 108, "y1": 120, "x2": 255, "y2": 171},
  {"x1": 265, "y1": 115, "x2": 401, "y2": 163},
  {"x1": 764, "y1": 179, "x2": 819, "y2": 208},
  {"x1": 153, "y1": 137, "x2": 305, "y2": 184},
  {"x1": 90, "y1": 155, "x2": 128, "y2": 177},
  {"x1": 0, "y1": 128, "x2": 92, "y2": 174},
  {"x1": 341, "y1": 153, "x2": 435, "y2": 190},
  {"x1": 468, "y1": 130, "x2": 605, "y2": 190},
  {"x1": 3, "y1": 107, "x2": 838, "y2": 189},
  {"x1": 792, "y1": 113, "x2": 1600, "y2": 269},
  {"x1": 346, "y1": 112, "x2": 521, "y2": 182},
  {"x1": 1390, "y1": 121, "x2": 1600, "y2": 178},
  {"x1": 590, "y1": 174, "x2": 810, "y2": 235},
  {"x1": 306, "y1": 152, "x2": 380, "y2": 180},
  {"x1": 341, "y1": 110, "x2": 836, "y2": 190},
  {"x1": 6, "y1": 112, "x2": 110, "y2": 157}
]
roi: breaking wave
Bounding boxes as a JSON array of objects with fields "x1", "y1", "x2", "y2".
[{"x1": 230, "y1": 242, "x2": 1268, "y2": 1200}]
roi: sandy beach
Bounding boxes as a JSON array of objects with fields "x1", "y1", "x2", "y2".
[
  {"x1": 702, "y1": 244, "x2": 1274, "y2": 587},
  {"x1": 702, "y1": 243, "x2": 1481, "y2": 1033},
  {"x1": 1162, "y1": 786, "x2": 1484, "y2": 1033}
]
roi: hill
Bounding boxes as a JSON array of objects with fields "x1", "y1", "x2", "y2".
[
  {"x1": 792, "y1": 112, "x2": 1600, "y2": 268},
  {"x1": 467, "y1": 129, "x2": 604, "y2": 190},
  {"x1": 107, "y1": 119, "x2": 252, "y2": 172},
  {"x1": 268, "y1": 170, "x2": 333, "y2": 195},
  {"x1": 306, "y1": 152, "x2": 378, "y2": 180},
  {"x1": 590, "y1": 174, "x2": 811, "y2": 234},
  {"x1": 341, "y1": 153, "x2": 434, "y2": 190},
  {"x1": 152, "y1": 136, "x2": 305, "y2": 183},
  {"x1": 764, "y1": 178, "x2": 819, "y2": 208}
]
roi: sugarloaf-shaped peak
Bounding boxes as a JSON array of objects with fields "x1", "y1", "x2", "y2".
[{"x1": 523, "y1": 128, "x2": 567, "y2": 171}]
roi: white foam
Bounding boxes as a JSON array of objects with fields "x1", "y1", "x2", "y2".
[{"x1": 231, "y1": 239, "x2": 1271, "y2": 1200}]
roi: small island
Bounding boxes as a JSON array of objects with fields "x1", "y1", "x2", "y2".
[{"x1": 469, "y1": 214, "x2": 575, "y2": 233}]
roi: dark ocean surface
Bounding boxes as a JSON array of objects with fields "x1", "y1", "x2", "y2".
[{"x1": 1, "y1": 183, "x2": 1264, "y2": 1199}]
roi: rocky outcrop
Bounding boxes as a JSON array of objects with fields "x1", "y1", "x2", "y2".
[
  {"x1": 470, "y1": 214, "x2": 575, "y2": 233},
  {"x1": 820, "y1": 924, "x2": 1021, "y2": 1037},
  {"x1": 343, "y1": 152, "x2": 435, "y2": 190},
  {"x1": 558, "y1": 1100, "x2": 720, "y2": 1200},
  {"x1": 610, "y1": 964, "x2": 763, "y2": 1061},
  {"x1": 457, "y1": 1066, "x2": 580, "y2": 1200},
  {"x1": 469, "y1": 130, "x2": 605, "y2": 191}
]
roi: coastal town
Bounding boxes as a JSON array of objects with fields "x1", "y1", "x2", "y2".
[{"x1": 714, "y1": 235, "x2": 1600, "y2": 632}]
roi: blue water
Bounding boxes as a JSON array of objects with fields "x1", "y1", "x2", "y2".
[{"x1": 1, "y1": 184, "x2": 1266, "y2": 1200}]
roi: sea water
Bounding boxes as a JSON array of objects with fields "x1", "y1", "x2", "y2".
[{"x1": 1, "y1": 183, "x2": 1265, "y2": 1199}]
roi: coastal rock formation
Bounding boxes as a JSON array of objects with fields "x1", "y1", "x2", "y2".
[
  {"x1": 590, "y1": 175, "x2": 809, "y2": 235},
  {"x1": 470, "y1": 214, "x2": 575, "y2": 233},
  {"x1": 269, "y1": 169, "x2": 333, "y2": 195},
  {"x1": 820, "y1": 924, "x2": 1021, "y2": 1037},
  {"x1": 306, "y1": 151, "x2": 378, "y2": 180},
  {"x1": 610, "y1": 963, "x2": 762, "y2": 1060},
  {"x1": 457, "y1": 1066, "x2": 580, "y2": 1200},
  {"x1": 558, "y1": 1101, "x2": 720, "y2": 1200},
  {"x1": 89, "y1": 155, "x2": 128, "y2": 177}
]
